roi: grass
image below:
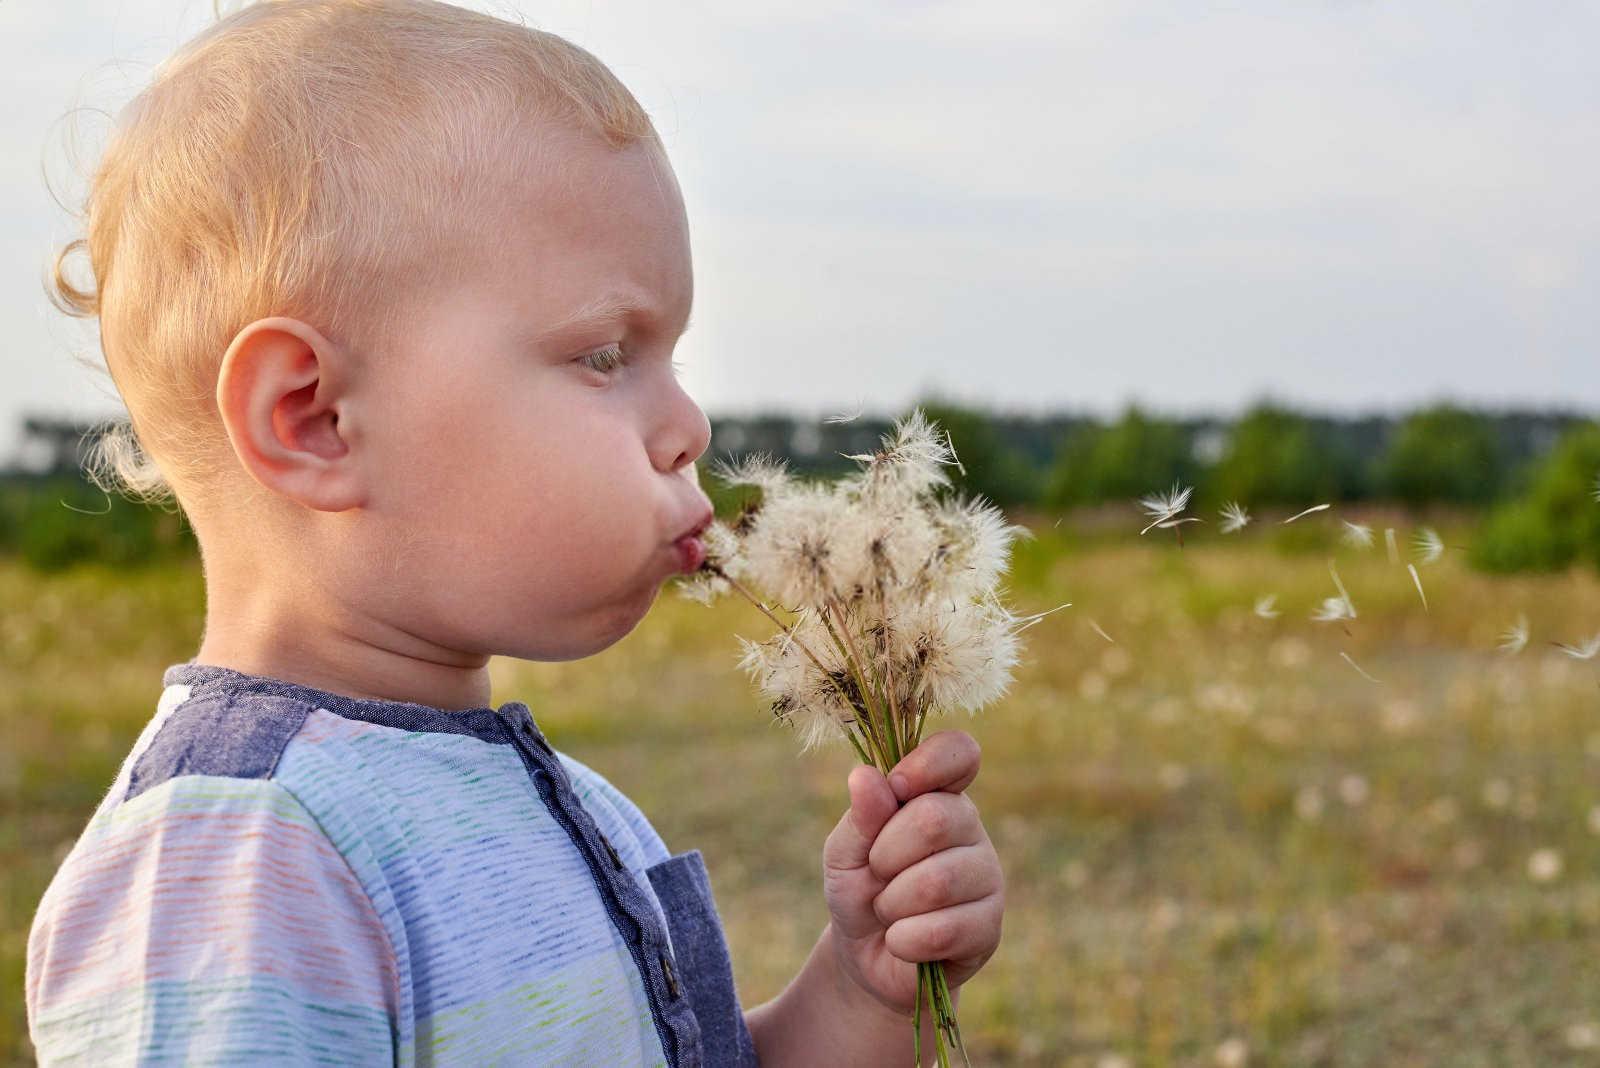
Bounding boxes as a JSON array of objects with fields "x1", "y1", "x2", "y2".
[{"x1": 4, "y1": 511, "x2": 1599, "y2": 1065}]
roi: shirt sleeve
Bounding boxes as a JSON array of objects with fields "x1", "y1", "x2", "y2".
[{"x1": 26, "y1": 775, "x2": 400, "y2": 1065}]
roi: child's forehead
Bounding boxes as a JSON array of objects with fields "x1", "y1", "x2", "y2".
[{"x1": 465, "y1": 130, "x2": 691, "y2": 303}]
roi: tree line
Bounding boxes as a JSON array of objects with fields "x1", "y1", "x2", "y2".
[{"x1": 3, "y1": 402, "x2": 1598, "y2": 573}]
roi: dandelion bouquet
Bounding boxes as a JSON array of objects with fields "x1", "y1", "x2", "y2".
[{"x1": 677, "y1": 409, "x2": 1059, "y2": 1066}]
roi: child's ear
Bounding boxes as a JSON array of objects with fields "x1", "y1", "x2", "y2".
[{"x1": 215, "y1": 316, "x2": 366, "y2": 512}]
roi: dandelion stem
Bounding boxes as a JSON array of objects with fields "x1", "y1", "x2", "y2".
[
  {"x1": 819, "y1": 602, "x2": 898, "y2": 769},
  {"x1": 711, "y1": 563, "x2": 879, "y2": 759},
  {"x1": 913, "y1": 963, "x2": 924, "y2": 1068},
  {"x1": 843, "y1": 726, "x2": 872, "y2": 765},
  {"x1": 932, "y1": 962, "x2": 970, "y2": 1067},
  {"x1": 812, "y1": 604, "x2": 890, "y2": 767},
  {"x1": 828, "y1": 593, "x2": 902, "y2": 767}
]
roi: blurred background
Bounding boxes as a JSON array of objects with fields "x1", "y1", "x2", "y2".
[{"x1": 4, "y1": 3, "x2": 1599, "y2": 1065}]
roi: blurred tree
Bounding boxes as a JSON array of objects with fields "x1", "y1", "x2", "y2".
[
  {"x1": 1471, "y1": 422, "x2": 1600, "y2": 574},
  {"x1": 1379, "y1": 404, "x2": 1506, "y2": 506},
  {"x1": 906, "y1": 396, "x2": 1040, "y2": 510},
  {"x1": 1043, "y1": 404, "x2": 1200, "y2": 508},
  {"x1": 1209, "y1": 403, "x2": 1359, "y2": 506},
  {"x1": 0, "y1": 476, "x2": 196, "y2": 571}
]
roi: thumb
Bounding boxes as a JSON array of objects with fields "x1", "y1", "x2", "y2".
[
  {"x1": 825, "y1": 765, "x2": 899, "y2": 873},
  {"x1": 822, "y1": 766, "x2": 900, "y2": 939}
]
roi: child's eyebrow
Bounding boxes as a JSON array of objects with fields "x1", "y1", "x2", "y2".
[{"x1": 527, "y1": 291, "x2": 693, "y2": 346}]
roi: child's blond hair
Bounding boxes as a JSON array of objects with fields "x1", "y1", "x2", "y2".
[{"x1": 51, "y1": 0, "x2": 661, "y2": 512}]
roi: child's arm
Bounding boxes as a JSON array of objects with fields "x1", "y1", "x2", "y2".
[
  {"x1": 744, "y1": 731, "x2": 1005, "y2": 1066},
  {"x1": 26, "y1": 777, "x2": 400, "y2": 1063}
]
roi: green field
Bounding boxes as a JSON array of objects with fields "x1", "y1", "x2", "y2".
[{"x1": 4, "y1": 514, "x2": 1599, "y2": 1066}]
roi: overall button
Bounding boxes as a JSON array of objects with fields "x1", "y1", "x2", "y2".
[{"x1": 660, "y1": 952, "x2": 681, "y2": 999}]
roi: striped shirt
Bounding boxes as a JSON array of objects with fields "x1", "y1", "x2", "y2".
[{"x1": 25, "y1": 662, "x2": 759, "y2": 1066}]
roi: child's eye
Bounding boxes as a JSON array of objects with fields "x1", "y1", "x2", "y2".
[{"x1": 579, "y1": 344, "x2": 626, "y2": 374}]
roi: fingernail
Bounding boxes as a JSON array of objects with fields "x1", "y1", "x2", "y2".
[{"x1": 889, "y1": 772, "x2": 910, "y2": 798}]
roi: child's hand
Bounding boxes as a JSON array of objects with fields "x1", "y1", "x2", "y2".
[{"x1": 820, "y1": 730, "x2": 1005, "y2": 1017}]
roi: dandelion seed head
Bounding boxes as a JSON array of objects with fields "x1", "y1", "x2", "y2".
[
  {"x1": 740, "y1": 483, "x2": 851, "y2": 608},
  {"x1": 709, "y1": 451, "x2": 793, "y2": 500},
  {"x1": 848, "y1": 407, "x2": 960, "y2": 502},
  {"x1": 903, "y1": 595, "x2": 1023, "y2": 716},
  {"x1": 918, "y1": 493, "x2": 1025, "y2": 603}
]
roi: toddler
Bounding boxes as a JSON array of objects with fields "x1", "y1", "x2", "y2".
[{"x1": 25, "y1": 2, "x2": 1005, "y2": 1064}]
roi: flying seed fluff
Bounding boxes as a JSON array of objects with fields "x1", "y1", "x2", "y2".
[{"x1": 48, "y1": 0, "x2": 661, "y2": 513}]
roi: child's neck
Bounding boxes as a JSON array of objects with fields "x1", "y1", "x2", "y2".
[{"x1": 195, "y1": 569, "x2": 495, "y2": 713}]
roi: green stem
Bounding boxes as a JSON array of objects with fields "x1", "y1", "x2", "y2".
[
  {"x1": 843, "y1": 726, "x2": 871, "y2": 765},
  {"x1": 913, "y1": 963, "x2": 924, "y2": 1068},
  {"x1": 827, "y1": 595, "x2": 902, "y2": 768},
  {"x1": 930, "y1": 963, "x2": 971, "y2": 1068},
  {"x1": 818, "y1": 605, "x2": 896, "y2": 771},
  {"x1": 712, "y1": 566, "x2": 884, "y2": 766}
]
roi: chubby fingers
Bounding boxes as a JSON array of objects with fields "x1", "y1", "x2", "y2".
[
  {"x1": 867, "y1": 789, "x2": 984, "y2": 881},
  {"x1": 884, "y1": 897, "x2": 1004, "y2": 969},
  {"x1": 871, "y1": 844, "x2": 1000, "y2": 926},
  {"x1": 887, "y1": 730, "x2": 981, "y2": 802}
]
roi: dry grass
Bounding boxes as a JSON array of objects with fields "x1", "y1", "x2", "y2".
[{"x1": 4, "y1": 513, "x2": 1599, "y2": 1065}]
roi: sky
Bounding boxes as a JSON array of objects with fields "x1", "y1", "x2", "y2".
[{"x1": 3, "y1": 0, "x2": 1598, "y2": 464}]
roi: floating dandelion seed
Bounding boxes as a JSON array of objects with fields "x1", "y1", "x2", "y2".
[
  {"x1": 1254, "y1": 594, "x2": 1281, "y2": 620},
  {"x1": 1137, "y1": 482, "x2": 1193, "y2": 535},
  {"x1": 1282, "y1": 503, "x2": 1331, "y2": 525},
  {"x1": 1406, "y1": 564, "x2": 1428, "y2": 613},
  {"x1": 1340, "y1": 652, "x2": 1381, "y2": 684},
  {"x1": 1328, "y1": 560, "x2": 1356, "y2": 617},
  {"x1": 1498, "y1": 614, "x2": 1530, "y2": 655},
  {"x1": 823, "y1": 399, "x2": 865, "y2": 424},
  {"x1": 1155, "y1": 515, "x2": 1204, "y2": 547},
  {"x1": 1312, "y1": 561, "x2": 1357, "y2": 627},
  {"x1": 1313, "y1": 597, "x2": 1355, "y2": 623},
  {"x1": 1552, "y1": 632, "x2": 1600, "y2": 660},
  {"x1": 1412, "y1": 527, "x2": 1444, "y2": 565},
  {"x1": 1089, "y1": 619, "x2": 1116, "y2": 644},
  {"x1": 1384, "y1": 527, "x2": 1399, "y2": 565},
  {"x1": 1219, "y1": 501, "x2": 1251, "y2": 534},
  {"x1": 1341, "y1": 521, "x2": 1374, "y2": 549}
]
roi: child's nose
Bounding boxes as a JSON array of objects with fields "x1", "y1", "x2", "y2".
[{"x1": 652, "y1": 385, "x2": 711, "y2": 474}]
